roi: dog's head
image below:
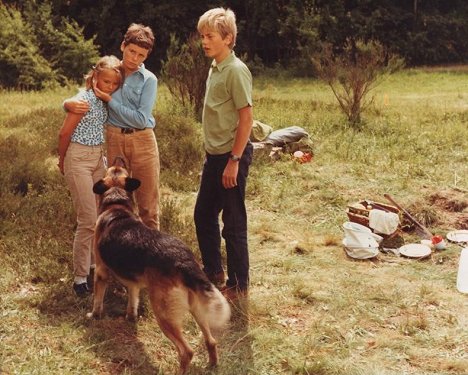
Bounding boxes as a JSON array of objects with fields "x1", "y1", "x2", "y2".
[{"x1": 93, "y1": 156, "x2": 141, "y2": 195}]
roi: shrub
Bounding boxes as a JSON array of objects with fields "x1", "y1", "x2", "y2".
[
  {"x1": 160, "y1": 198, "x2": 198, "y2": 254},
  {"x1": 22, "y1": 2, "x2": 100, "y2": 84},
  {"x1": 0, "y1": 2, "x2": 99, "y2": 89},
  {"x1": 0, "y1": 4, "x2": 57, "y2": 89},
  {"x1": 0, "y1": 108, "x2": 63, "y2": 196},
  {"x1": 155, "y1": 110, "x2": 204, "y2": 192},
  {"x1": 160, "y1": 33, "x2": 211, "y2": 120},
  {"x1": 313, "y1": 39, "x2": 404, "y2": 128}
]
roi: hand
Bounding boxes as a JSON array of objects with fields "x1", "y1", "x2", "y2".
[
  {"x1": 93, "y1": 84, "x2": 111, "y2": 103},
  {"x1": 66, "y1": 99, "x2": 90, "y2": 114},
  {"x1": 222, "y1": 160, "x2": 239, "y2": 189}
]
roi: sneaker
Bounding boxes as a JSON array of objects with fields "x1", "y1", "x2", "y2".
[{"x1": 73, "y1": 282, "x2": 90, "y2": 297}]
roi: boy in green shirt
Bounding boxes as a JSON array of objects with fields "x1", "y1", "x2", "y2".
[{"x1": 195, "y1": 7, "x2": 254, "y2": 298}]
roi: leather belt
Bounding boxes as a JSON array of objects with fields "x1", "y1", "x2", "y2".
[{"x1": 121, "y1": 128, "x2": 145, "y2": 134}]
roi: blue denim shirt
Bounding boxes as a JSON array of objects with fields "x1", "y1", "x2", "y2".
[{"x1": 108, "y1": 63, "x2": 157, "y2": 129}]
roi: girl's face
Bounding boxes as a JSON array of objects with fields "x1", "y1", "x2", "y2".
[
  {"x1": 96, "y1": 69, "x2": 121, "y2": 94},
  {"x1": 199, "y1": 28, "x2": 232, "y2": 63}
]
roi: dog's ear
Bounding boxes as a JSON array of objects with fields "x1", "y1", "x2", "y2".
[
  {"x1": 93, "y1": 180, "x2": 110, "y2": 195},
  {"x1": 124, "y1": 177, "x2": 141, "y2": 192}
]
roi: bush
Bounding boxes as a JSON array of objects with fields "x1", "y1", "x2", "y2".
[
  {"x1": 0, "y1": 4, "x2": 57, "y2": 89},
  {"x1": 0, "y1": 107, "x2": 63, "y2": 197},
  {"x1": 160, "y1": 198, "x2": 198, "y2": 254},
  {"x1": 22, "y1": 1, "x2": 99, "y2": 84},
  {"x1": 155, "y1": 110, "x2": 204, "y2": 192},
  {"x1": 313, "y1": 39, "x2": 404, "y2": 128},
  {"x1": 0, "y1": 2, "x2": 99, "y2": 89},
  {"x1": 160, "y1": 34, "x2": 211, "y2": 120}
]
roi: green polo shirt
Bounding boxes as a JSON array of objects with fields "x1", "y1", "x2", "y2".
[{"x1": 202, "y1": 51, "x2": 253, "y2": 155}]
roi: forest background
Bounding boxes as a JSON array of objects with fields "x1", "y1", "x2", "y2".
[{"x1": 3, "y1": 0, "x2": 468, "y2": 89}]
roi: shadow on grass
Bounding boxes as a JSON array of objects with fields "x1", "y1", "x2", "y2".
[
  {"x1": 217, "y1": 298, "x2": 255, "y2": 375},
  {"x1": 174, "y1": 297, "x2": 255, "y2": 375},
  {"x1": 35, "y1": 279, "x2": 160, "y2": 374},
  {"x1": 33, "y1": 279, "x2": 255, "y2": 374}
]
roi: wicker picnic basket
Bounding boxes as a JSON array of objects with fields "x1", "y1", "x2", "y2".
[{"x1": 346, "y1": 200, "x2": 400, "y2": 229}]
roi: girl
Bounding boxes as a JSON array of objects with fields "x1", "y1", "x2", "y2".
[{"x1": 58, "y1": 55, "x2": 122, "y2": 297}]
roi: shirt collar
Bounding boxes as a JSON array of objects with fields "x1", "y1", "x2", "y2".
[
  {"x1": 211, "y1": 51, "x2": 235, "y2": 72},
  {"x1": 125, "y1": 62, "x2": 146, "y2": 78}
]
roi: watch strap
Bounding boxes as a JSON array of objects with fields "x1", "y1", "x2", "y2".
[{"x1": 229, "y1": 154, "x2": 241, "y2": 162}]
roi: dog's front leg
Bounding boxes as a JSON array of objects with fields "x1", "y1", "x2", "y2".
[
  {"x1": 86, "y1": 266, "x2": 109, "y2": 319},
  {"x1": 125, "y1": 283, "x2": 140, "y2": 321}
]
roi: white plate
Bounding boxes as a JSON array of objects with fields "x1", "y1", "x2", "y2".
[
  {"x1": 399, "y1": 244, "x2": 431, "y2": 258},
  {"x1": 446, "y1": 230, "x2": 468, "y2": 243}
]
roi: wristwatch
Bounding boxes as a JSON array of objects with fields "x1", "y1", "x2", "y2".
[{"x1": 229, "y1": 154, "x2": 241, "y2": 162}]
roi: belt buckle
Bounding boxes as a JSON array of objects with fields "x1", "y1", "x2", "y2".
[{"x1": 121, "y1": 128, "x2": 134, "y2": 134}]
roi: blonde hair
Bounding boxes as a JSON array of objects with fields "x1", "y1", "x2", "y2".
[
  {"x1": 123, "y1": 23, "x2": 155, "y2": 53},
  {"x1": 84, "y1": 55, "x2": 122, "y2": 90},
  {"x1": 197, "y1": 7, "x2": 237, "y2": 49}
]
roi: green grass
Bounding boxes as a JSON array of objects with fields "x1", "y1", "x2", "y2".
[{"x1": 1, "y1": 68, "x2": 467, "y2": 375}]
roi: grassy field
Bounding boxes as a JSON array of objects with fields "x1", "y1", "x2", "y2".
[{"x1": 0, "y1": 68, "x2": 467, "y2": 375}]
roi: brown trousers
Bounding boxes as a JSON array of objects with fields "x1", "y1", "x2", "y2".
[{"x1": 105, "y1": 125, "x2": 160, "y2": 229}]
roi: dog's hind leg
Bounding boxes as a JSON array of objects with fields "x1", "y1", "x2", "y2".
[
  {"x1": 149, "y1": 288, "x2": 193, "y2": 375},
  {"x1": 155, "y1": 316, "x2": 194, "y2": 375},
  {"x1": 87, "y1": 265, "x2": 110, "y2": 319},
  {"x1": 191, "y1": 303, "x2": 218, "y2": 366},
  {"x1": 190, "y1": 287, "x2": 231, "y2": 367}
]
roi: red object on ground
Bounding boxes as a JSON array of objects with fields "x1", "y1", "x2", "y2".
[
  {"x1": 432, "y1": 235, "x2": 443, "y2": 244},
  {"x1": 299, "y1": 152, "x2": 312, "y2": 163}
]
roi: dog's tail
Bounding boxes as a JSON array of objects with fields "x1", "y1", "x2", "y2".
[
  {"x1": 208, "y1": 287, "x2": 231, "y2": 332},
  {"x1": 193, "y1": 287, "x2": 231, "y2": 336}
]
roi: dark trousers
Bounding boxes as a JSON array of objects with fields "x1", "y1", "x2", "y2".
[{"x1": 194, "y1": 143, "x2": 253, "y2": 291}]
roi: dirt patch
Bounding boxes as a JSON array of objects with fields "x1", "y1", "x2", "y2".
[
  {"x1": 429, "y1": 188, "x2": 468, "y2": 230},
  {"x1": 429, "y1": 188, "x2": 468, "y2": 213},
  {"x1": 405, "y1": 188, "x2": 468, "y2": 231}
]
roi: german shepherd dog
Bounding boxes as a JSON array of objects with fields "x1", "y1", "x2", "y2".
[{"x1": 89, "y1": 159, "x2": 231, "y2": 375}]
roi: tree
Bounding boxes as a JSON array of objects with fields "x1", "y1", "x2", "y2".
[
  {"x1": 51, "y1": 0, "x2": 212, "y2": 75},
  {"x1": 22, "y1": 1, "x2": 99, "y2": 84},
  {"x1": 0, "y1": 3, "x2": 56, "y2": 89},
  {"x1": 0, "y1": 1, "x2": 99, "y2": 89},
  {"x1": 313, "y1": 39, "x2": 404, "y2": 128}
]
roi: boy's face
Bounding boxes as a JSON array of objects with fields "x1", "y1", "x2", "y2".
[
  {"x1": 120, "y1": 42, "x2": 149, "y2": 74},
  {"x1": 199, "y1": 28, "x2": 232, "y2": 63}
]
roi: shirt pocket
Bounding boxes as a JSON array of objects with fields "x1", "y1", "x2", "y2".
[
  {"x1": 123, "y1": 83, "x2": 143, "y2": 107},
  {"x1": 210, "y1": 82, "x2": 230, "y2": 105}
]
